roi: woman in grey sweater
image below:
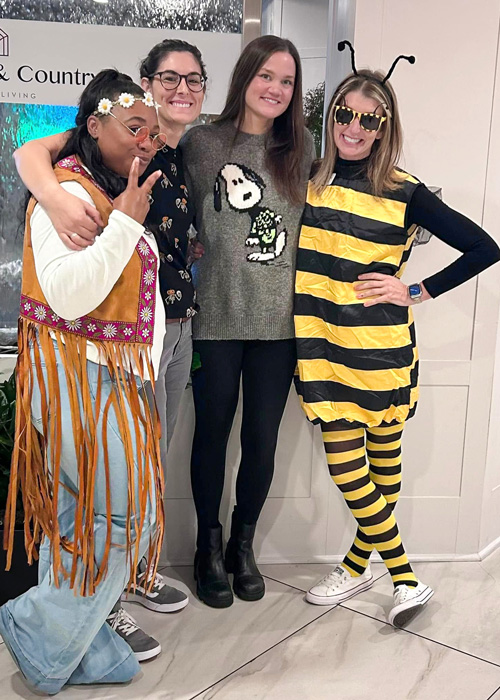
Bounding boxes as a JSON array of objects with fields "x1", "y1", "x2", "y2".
[{"x1": 183, "y1": 35, "x2": 315, "y2": 608}]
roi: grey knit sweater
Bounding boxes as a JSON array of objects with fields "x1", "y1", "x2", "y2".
[{"x1": 182, "y1": 120, "x2": 315, "y2": 340}]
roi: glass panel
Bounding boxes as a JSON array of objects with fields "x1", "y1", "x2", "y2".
[
  {"x1": 0, "y1": 0, "x2": 243, "y2": 33},
  {"x1": 0, "y1": 103, "x2": 77, "y2": 345}
]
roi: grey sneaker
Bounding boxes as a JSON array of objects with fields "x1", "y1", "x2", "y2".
[
  {"x1": 122, "y1": 562, "x2": 189, "y2": 613},
  {"x1": 106, "y1": 606, "x2": 161, "y2": 662}
]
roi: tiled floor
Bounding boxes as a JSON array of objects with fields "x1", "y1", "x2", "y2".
[{"x1": 1, "y1": 551, "x2": 500, "y2": 699}]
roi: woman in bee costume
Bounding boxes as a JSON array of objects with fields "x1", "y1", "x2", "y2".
[{"x1": 294, "y1": 42, "x2": 500, "y2": 627}]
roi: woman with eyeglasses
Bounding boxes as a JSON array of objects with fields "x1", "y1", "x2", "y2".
[
  {"x1": 0, "y1": 69, "x2": 166, "y2": 694},
  {"x1": 181, "y1": 35, "x2": 315, "y2": 608},
  {"x1": 294, "y1": 48, "x2": 500, "y2": 627},
  {"x1": 13, "y1": 39, "x2": 207, "y2": 658}
]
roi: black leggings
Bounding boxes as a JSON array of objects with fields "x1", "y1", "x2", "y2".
[{"x1": 190, "y1": 339, "x2": 297, "y2": 527}]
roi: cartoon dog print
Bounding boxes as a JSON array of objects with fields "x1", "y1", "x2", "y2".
[{"x1": 214, "y1": 163, "x2": 287, "y2": 263}]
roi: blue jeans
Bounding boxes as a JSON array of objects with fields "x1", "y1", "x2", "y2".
[{"x1": 0, "y1": 347, "x2": 157, "y2": 694}]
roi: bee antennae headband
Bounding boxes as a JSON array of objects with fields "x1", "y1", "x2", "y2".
[{"x1": 337, "y1": 40, "x2": 415, "y2": 83}]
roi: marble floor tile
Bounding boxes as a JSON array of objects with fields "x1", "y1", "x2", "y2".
[
  {"x1": 338, "y1": 551, "x2": 500, "y2": 665},
  {"x1": 0, "y1": 568, "x2": 333, "y2": 700},
  {"x1": 259, "y1": 561, "x2": 388, "y2": 592},
  {"x1": 200, "y1": 606, "x2": 500, "y2": 700}
]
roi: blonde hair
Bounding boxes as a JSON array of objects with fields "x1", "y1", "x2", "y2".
[{"x1": 312, "y1": 70, "x2": 404, "y2": 197}]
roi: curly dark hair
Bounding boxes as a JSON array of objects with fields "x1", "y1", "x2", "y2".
[
  {"x1": 139, "y1": 39, "x2": 207, "y2": 82},
  {"x1": 55, "y1": 68, "x2": 147, "y2": 198}
]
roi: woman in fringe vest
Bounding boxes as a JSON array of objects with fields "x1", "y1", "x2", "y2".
[
  {"x1": 0, "y1": 70, "x2": 166, "y2": 694},
  {"x1": 294, "y1": 43, "x2": 500, "y2": 628}
]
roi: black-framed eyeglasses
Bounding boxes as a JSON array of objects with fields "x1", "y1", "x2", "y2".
[
  {"x1": 107, "y1": 112, "x2": 168, "y2": 151},
  {"x1": 150, "y1": 70, "x2": 206, "y2": 93}
]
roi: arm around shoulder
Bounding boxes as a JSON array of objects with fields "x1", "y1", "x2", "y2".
[
  {"x1": 31, "y1": 181, "x2": 145, "y2": 320},
  {"x1": 14, "y1": 132, "x2": 103, "y2": 247}
]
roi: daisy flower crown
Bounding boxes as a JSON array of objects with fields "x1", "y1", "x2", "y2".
[{"x1": 93, "y1": 91, "x2": 158, "y2": 116}]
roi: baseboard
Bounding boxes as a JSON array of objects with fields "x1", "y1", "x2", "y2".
[
  {"x1": 478, "y1": 535, "x2": 500, "y2": 561},
  {"x1": 159, "y1": 551, "x2": 487, "y2": 568}
]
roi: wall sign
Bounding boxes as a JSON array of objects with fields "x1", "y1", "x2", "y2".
[{"x1": 0, "y1": 19, "x2": 241, "y2": 112}]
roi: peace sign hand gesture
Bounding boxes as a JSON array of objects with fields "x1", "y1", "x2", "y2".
[{"x1": 113, "y1": 157, "x2": 162, "y2": 225}]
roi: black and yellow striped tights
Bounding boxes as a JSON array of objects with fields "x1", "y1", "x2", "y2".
[{"x1": 322, "y1": 421, "x2": 418, "y2": 588}]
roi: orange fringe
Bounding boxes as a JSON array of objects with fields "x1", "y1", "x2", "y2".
[{"x1": 3, "y1": 318, "x2": 165, "y2": 597}]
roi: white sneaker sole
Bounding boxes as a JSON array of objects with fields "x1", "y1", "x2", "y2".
[
  {"x1": 388, "y1": 585, "x2": 434, "y2": 627},
  {"x1": 134, "y1": 643, "x2": 162, "y2": 662},
  {"x1": 305, "y1": 574, "x2": 374, "y2": 606},
  {"x1": 122, "y1": 591, "x2": 189, "y2": 613}
]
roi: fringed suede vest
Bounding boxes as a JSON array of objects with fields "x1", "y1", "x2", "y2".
[{"x1": 3, "y1": 156, "x2": 164, "y2": 596}]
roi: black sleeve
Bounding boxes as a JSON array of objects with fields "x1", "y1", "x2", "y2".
[{"x1": 406, "y1": 184, "x2": 500, "y2": 298}]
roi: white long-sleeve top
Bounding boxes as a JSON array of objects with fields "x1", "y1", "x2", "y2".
[{"x1": 30, "y1": 180, "x2": 165, "y2": 378}]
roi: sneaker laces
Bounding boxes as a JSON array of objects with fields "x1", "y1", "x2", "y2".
[
  {"x1": 317, "y1": 565, "x2": 349, "y2": 592},
  {"x1": 138, "y1": 566, "x2": 165, "y2": 592},
  {"x1": 107, "y1": 607, "x2": 139, "y2": 637},
  {"x1": 394, "y1": 583, "x2": 419, "y2": 604}
]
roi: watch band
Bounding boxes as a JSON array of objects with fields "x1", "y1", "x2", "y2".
[{"x1": 408, "y1": 283, "x2": 423, "y2": 302}]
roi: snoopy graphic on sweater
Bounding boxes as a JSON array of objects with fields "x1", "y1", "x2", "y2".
[{"x1": 214, "y1": 163, "x2": 287, "y2": 264}]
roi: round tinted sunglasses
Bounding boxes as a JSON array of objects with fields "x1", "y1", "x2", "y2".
[
  {"x1": 334, "y1": 104, "x2": 387, "y2": 132},
  {"x1": 107, "y1": 112, "x2": 168, "y2": 151}
]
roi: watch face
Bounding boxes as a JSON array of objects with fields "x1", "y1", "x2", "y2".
[{"x1": 409, "y1": 283, "x2": 422, "y2": 297}]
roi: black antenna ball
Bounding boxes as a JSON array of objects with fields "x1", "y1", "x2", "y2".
[{"x1": 337, "y1": 40, "x2": 358, "y2": 75}]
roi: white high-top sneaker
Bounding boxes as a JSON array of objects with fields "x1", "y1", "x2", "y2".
[
  {"x1": 388, "y1": 581, "x2": 434, "y2": 627},
  {"x1": 306, "y1": 564, "x2": 374, "y2": 605}
]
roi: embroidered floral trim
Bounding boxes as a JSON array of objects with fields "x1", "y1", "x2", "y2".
[
  {"x1": 25, "y1": 157, "x2": 157, "y2": 345},
  {"x1": 57, "y1": 156, "x2": 110, "y2": 200},
  {"x1": 21, "y1": 235, "x2": 156, "y2": 345}
]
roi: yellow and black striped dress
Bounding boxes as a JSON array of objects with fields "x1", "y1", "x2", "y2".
[{"x1": 294, "y1": 164, "x2": 420, "y2": 428}]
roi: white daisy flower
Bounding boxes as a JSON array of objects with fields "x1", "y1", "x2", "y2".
[
  {"x1": 118, "y1": 93, "x2": 135, "y2": 108},
  {"x1": 141, "y1": 328, "x2": 150, "y2": 338},
  {"x1": 140, "y1": 307, "x2": 153, "y2": 323},
  {"x1": 137, "y1": 240, "x2": 149, "y2": 256},
  {"x1": 34, "y1": 306, "x2": 46, "y2": 321},
  {"x1": 65, "y1": 319, "x2": 82, "y2": 331},
  {"x1": 143, "y1": 269, "x2": 155, "y2": 286},
  {"x1": 144, "y1": 291, "x2": 152, "y2": 301},
  {"x1": 123, "y1": 327, "x2": 133, "y2": 337},
  {"x1": 23, "y1": 302, "x2": 31, "y2": 311},
  {"x1": 97, "y1": 98, "x2": 113, "y2": 115},
  {"x1": 52, "y1": 313, "x2": 60, "y2": 322},
  {"x1": 103, "y1": 324, "x2": 118, "y2": 338},
  {"x1": 87, "y1": 323, "x2": 97, "y2": 333},
  {"x1": 142, "y1": 92, "x2": 155, "y2": 107}
]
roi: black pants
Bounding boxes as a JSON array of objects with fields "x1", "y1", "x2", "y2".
[{"x1": 190, "y1": 339, "x2": 297, "y2": 528}]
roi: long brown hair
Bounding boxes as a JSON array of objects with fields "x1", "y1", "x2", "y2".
[
  {"x1": 313, "y1": 70, "x2": 404, "y2": 197},
  {"x1": 216, "y1": 35, "x2": 305, "y2": 205}
]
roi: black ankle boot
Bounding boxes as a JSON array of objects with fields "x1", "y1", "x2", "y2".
[
  {"x1": 225, "y1": 509, "x2": 265, "y2": 601},
  {"x1": 194, "y1": 524, "x2": 233, "y2": 608}
]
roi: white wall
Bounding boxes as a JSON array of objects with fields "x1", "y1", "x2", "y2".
[
  {"x1": 162, "y1": 0, "x2": 500, "y2": 565},
  {"x1": 480, "y1": 17, "x2": 500, "y2": 553},
  {"x1": 352, "y1": 0, "x2": 500, "y2": 559},
  {"x1": 3, "y1": 1, "x2": 500, "y2": 565},
  {"x1": 264, "y1": 0, "x2": 329, "y2": 93}
]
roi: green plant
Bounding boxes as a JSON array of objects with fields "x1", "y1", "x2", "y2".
[
  {"x1": 0, "y1": 371, "x2": 16, "y2": 516},
  {"x1": 303, "y1": 81, "x2": 325, "y2": 156}
]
